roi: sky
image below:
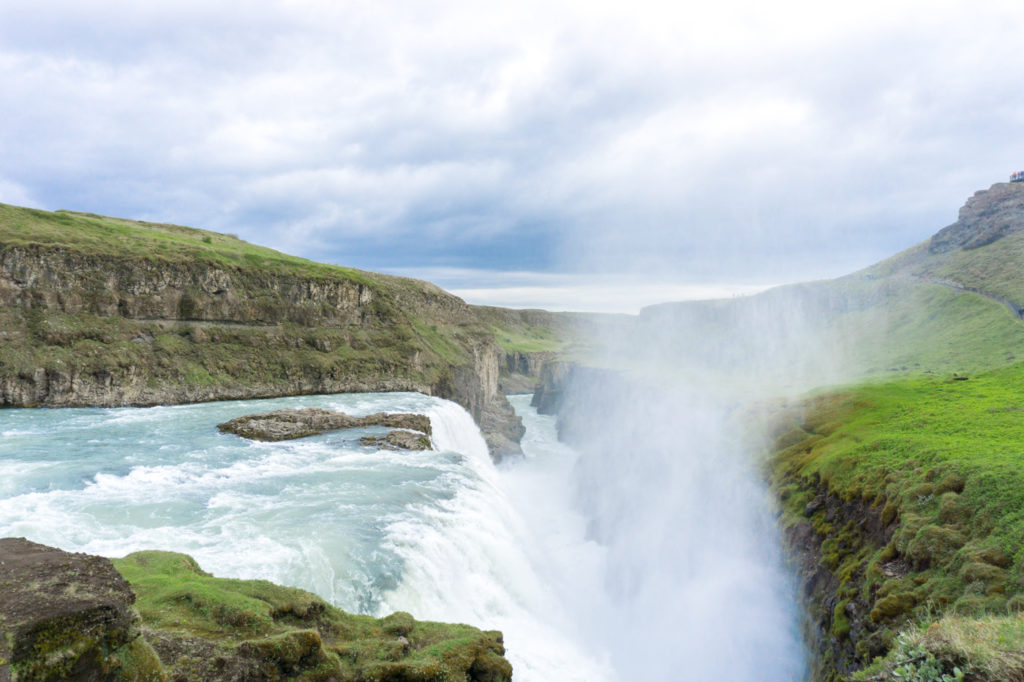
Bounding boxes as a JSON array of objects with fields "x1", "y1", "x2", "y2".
[{"x1": 3, "y1": 0, "x2": 1024, "y2": 312}]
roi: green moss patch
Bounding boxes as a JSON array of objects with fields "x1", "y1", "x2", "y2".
[
  {"x1": 855, "y1": 615, "x2": 1024, "y2": 681},
  {"x1": 112, "y1": 551, "x2": 512, "y2": 682}
]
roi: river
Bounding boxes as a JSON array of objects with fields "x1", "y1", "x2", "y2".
[
  {"x1": 0, "y1": 392, "x2": 609, "y2": 680},
  {"x1": 0, "y1": 389, "x2": 806, "y2": 680}
]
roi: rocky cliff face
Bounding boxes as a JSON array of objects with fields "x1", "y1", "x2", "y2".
[
  {"x1": 529, "y1": 360, "x2": 626, "y2": 431},
  {"x1": 930, "y1": 182, "x2": 1024, "y2": 253},
  {"x1": 0, "y1": 244, "x2": 374, "y2": 325},
  {"x1": 530, "y1": 361, "x2": 574, "y2": 415},
  {"x1": 780, "y1": 477, "x2": 897, "y2": 680},
  {"x1": 0, "y1": 207, "x2": 524, "y2": 460},
  {"x1": 497, "y1": 350, "x2": 554, "y2": 394}
]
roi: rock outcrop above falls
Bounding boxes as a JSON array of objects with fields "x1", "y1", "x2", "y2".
[
  {"x1": 930, "y1": 182, "x2": 1024, "y2": 253},
  {"x1": 218, "y1": 407, "x2": 432, "y2": 446}
]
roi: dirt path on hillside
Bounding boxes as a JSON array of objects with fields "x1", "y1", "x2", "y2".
[{"x1": 898, "y1": 274, "x2": 1024, "y2": 320}]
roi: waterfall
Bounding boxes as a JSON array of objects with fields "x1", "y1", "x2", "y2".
[
  {"x1": 560, "y1": 382, "x2": 808, "y2": 679},
  {"x1": 0, "y1": 392, "x2": 610, "y2": 680},
  {"x1": 0, "y1": 385, "x2": 807, "y2": 680}
]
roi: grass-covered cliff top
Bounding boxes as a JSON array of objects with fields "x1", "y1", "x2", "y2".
[
  {"x1": 0, "y1": 201, "x2": 586, "y2": 348},
  {"x1": 0, "y1": 201, "x2": 516, "y2": 345},
  {"x1": 112, "y1": 550, "x2": 512, "y2": 681},
  {"x1": 771, "y1": 362, "x2": 1024, "y2": 680},
  {"x1": 471, "y1": 304, "x2": 629, "y2": 356},
  {"x1": 0, "y1": 203, "x2": 377, "y2": 285}
]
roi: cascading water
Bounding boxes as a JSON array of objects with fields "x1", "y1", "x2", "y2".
[
  {"x1": 1, "y1": 384, "x2": 806, "y2": 679},
  {"x1": 0, "y1": 392, "x2": 609, "y2": 680},
  {"x1": 377, "y1": 397, "x2": 611, "y2": 680}
]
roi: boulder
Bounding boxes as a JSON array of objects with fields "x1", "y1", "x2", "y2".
[
  {"x1": 0, "y1": 537, "x2": 165, "y2": 681},
  {"x1": 360, "y1": 430, "x2": 433, "y2": 451}
]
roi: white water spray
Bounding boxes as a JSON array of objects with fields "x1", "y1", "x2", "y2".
[{"x1": 565, "y1": 382, "x2": 806, "y2": 679}]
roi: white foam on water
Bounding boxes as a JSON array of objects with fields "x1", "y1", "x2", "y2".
[
  {"x1": 378, "y1": 397, "x2": 613, "y2": 681},
  {"x1": 0, "y1": 392, "x2": 613, "y2": 680}
]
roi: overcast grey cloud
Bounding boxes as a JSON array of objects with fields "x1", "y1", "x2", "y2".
[{"x1": 2, "y1": 0, "x2": 1024, "y2": 311}]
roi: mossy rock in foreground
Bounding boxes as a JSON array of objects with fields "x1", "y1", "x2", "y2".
[
  {"x1": 0, "y1": 537, "x2": 167, "y2": 682},
  {"x1": 112, "y1": 550, "x2": 512, "y2": 682}
]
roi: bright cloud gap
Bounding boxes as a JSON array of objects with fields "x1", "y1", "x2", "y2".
[{"x1": 384, "y1": 268, "x2": 778, "y2": 313}]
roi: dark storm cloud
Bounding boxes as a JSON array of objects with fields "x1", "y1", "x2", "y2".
[{"x1": 2, "y1": 1, "x2": 1024, "y2": 309}]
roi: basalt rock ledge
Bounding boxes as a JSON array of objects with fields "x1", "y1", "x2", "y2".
[{"x1": 218, "y1": 407, "x2": 432, "y2": 446}]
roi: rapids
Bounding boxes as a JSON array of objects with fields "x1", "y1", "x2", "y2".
[
  {"x1": 0, "y1": 389, "x2": 805, "y2": 679},
  {"x1": 0, "y1": 392, "x2": 608, "y2": 680}
]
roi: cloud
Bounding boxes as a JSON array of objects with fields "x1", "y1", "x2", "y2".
[
  {"x1": 392, "y1": 268, "x2": 777, "y2": 313},
  {"x1": 3, "y1": 1, "x2": 1024, "y2": 309},
  {"x1": 450, "y1": 281, "x2": 773, "y2": 315},
  {"x1": 0, "y1": 179, "x2": 41, "y2": 208}
]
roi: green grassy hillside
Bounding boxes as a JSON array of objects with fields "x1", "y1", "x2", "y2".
[
  {"x1": 770, "y1": 362, "x2": 1024, "y2": 680},
  {"x1": 748, "y1": 184, "x2": 1024, "y2": 680},
  {"x1": 0, "y1": 204, "x2": 372, "y2": 283},
  {"x1": 627, "y1": 274, "x2": 1024, "y2": 401},
  {"x1": 806, "y1": 275, "x2": 1024, "y2": 378}
]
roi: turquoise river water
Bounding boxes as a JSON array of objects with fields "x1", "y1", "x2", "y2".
[{"x1": 0, "y1": 393, "x2": 611, "y2": 681}]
